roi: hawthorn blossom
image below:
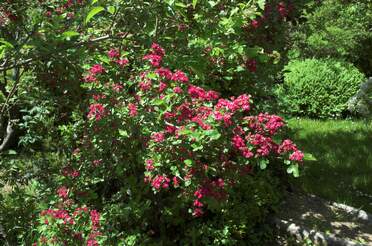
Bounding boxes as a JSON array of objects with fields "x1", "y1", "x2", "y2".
[
  {"x1": 251, "y1": 19, "x2": 260, "y2": 28},
  {"x1": 57, "y1": 186, "x2": 68, "y2": 199},
  {"x1": 90, "y1": 210, "x2": 100, "y2": 230},
  {"x1": 193, "y1": 199, "x2": 203, "y2": 207},
  {"x1": 171, "y1": 70, "x2": 189, "y2": 83},
  {"x1": 89, "y1": 64, "x2": 105, "y2": 75},
  {"x1": 128, "y1": 103, "x2": 138, "y2": 117},
  {"x1": 151, "y1": 175, "x2": 170, "y2": 190},
  {"x1": 156, "y1": 67, "x2": 172, "y2": 80},
  {"x1": 192, "y1": 208, "x2": 203, "y2": 217},
  {"x1": 289, "y1": 150, "x2": 304, "y2": 162},
  {"x1": 246, "y1": 59, "x2": 257, "y2": 72},
  {"x1": 143, "y1": 54, "x2": 162, "y2": 67},
  {"x1": 116, "y1": 58, "x2": 129, "y2": 67},
  {"x1": 151, "y1": 43, "x2": 165, "y2": 57},
  {"x1": 159, "y1": 82, "x2": 167, "y2": 93},
  {"x1": 173, "y1": 86, "x2": 183, "y2": 94},
  {"x1": 145, "y1": 159, "x2": 155, "y2": 171},
  {"x1": 107, "y1": 48, "x2": 120, "y2": 58},
  {"x1": 278, "y1": 139, "x2": 297, "y2": 154},
  {"x1": 151, "y1": 132, "x2": 165, "y2": 143},
  {"x1": 87, "y1": 103, "x2": 106, "y2": 121}
]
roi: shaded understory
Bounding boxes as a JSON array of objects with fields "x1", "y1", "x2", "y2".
[
  {"x1": 287, "y1": 118, "x2": 372, "y2": 213},
  {"x1": 278, "y1": 191, "x2": 372, "y2": 245}
]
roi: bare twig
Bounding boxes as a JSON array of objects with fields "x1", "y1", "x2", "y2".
[
  {"x1": 0, "y1": 68, "x2": 24, "y2": 119},
  {"x1": 0, "y1": 35, "x2": 112, "y2": 72}
]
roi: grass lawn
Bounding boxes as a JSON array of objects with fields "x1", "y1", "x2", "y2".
[{"x1": 287, "y1": 118, "x2": 372, "y2": 213}]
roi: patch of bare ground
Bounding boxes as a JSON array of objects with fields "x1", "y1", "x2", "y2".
[{"x1": 276, "y1": 191, "x2": 372, "y2": 245}]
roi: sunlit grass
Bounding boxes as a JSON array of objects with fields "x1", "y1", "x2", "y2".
[{"x1": 287, "y1": 118, "x2": 372, "y2": 213}]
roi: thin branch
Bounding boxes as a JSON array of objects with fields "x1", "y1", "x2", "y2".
[
  {"x1": 0, "y1": 35, "x2": 112, "y2": 72},
  {"x1": 0, "y1": 68, "x2": 25, "y2": 119}
]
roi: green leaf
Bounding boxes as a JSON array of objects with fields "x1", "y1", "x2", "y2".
[
  {"x1": 192, "y1": 0, "x2": 198, "y2": 8},
  {"x1": 184, "y1": 159, "x2": 193, "y2": 167},
  {"x1": 287, "y1": 164, "x2": 300, "y2": 177},
  {"x1": 98, "y1": 54, "x2": 110, "y2": 64},
  {"x1": 257, "y1": 0, "x2": 266, "y2": 10},
  {"x1": 304, "y1": 152, "x2": 317, "y2": 161},
  {"x1": 0, "y1": 39, "x2": 14, "y2": 49},
  {"x1": 119, "y1": 129, "x2": 129, "y2": 137},
  {"x1": 85, "y1": 6, "x2": 105, "y2": 24},
  {"x1": 7, "y1": 149, "x2": 17, "y2": 155},
  {"x1": 62, "y1": 31, "x2": 80, "y2": 39},
  {"x1": 107, "y1": 6, "x2": 116, "y2": 15},
  {"x1": 259, "y1": 159, "x2": 269, "y2": 170},
  {"x1": 175, "y1": 2, "x2": 187, "y2": 8}
]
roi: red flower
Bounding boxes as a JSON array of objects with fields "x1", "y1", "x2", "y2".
[
  {"x1": 145, "y1": 159, "x2": 155, "y2": 171},
  {"x1": 156, "y1": 68, "x2": 173, "y2": 80},
  {"x1": 128, "y1": 103, "x2": 138, "y2": 117},
  {"x1": 151, "y1": 132, "x2": 165, "y2": 143},
  {"x1": 278, "y1": 139, "x2": 297, "y2": 154},
  {"x1": 89, "y1": 64, "x2": 105, "y2": 75},
  {"x1": 289, "y1": 150, "x2": 304, "y2": 162},
  {"x1": 251, "y1": 19, "x2": 260, "y2": 28},
  {"x1": 90, "y1": 210, "x2": 100, "y2": 230},
  {"x1": 88, "y1": 103, "x2": 106, "y2": 121},
  {"x1": 107, "y1": 48, "x2": 120, "y2": 58},
  {"x1": 84, "y1": 75, "x2": 97, "y2": 83},
  {"x1": 158, "y1": 82, "x2": 167, "y2": 93},
  {"x1": 87, "y1": 239, "x2": 99, "y2": 246},
  {"x1": 151, "y1": 43, "x2": 165, "y2": 57},
  {"x1": 57, "y1": 186, "x2": 68, "y2": 199},
  {"x1": 143, "y1": 54, "x2": 162, "y2": 67},
  {"x1": 192, "y1": 208, "x2": 203, "y2": 217},
  {"x1": 193, "y1": 199, "x2": 203, "y2": 207},
  {"x1": 173, "y1": 176, "x2": 179, "y2": 187},
  {"x1": 246, "y1": 59, "x2": 257, "y2": 73},
  {"x1": 115, "y1": 59, "x2": 129, "y2": 67},
  {"x1": 171, "y1": 70, "x2": 189, "y2": 83},
  {"x1": 173, "y1": 86, "x2": 183, "y2": 94}
]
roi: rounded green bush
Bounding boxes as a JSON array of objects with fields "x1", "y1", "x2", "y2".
[{"x1": 276, "y1": 59, "x2": 366, "y2": 118}]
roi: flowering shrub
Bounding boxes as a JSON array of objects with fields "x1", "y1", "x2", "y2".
[
  {"x1": 35, "y1": 206, "x2": 105, "y2": 246},
  {"x1": 32, "y1": 44, "x2": 303, "y2": 244}
]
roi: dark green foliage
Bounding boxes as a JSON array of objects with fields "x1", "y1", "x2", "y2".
[
  {"x1": 0, "y1": 152, "x2": 65, "y2": 244},
  {"x1": 290, "y1": 0, "x2": 372, "y2": 76},
  {"x1": 276, "y1": 59, "x2": 365, "y2": 118},
  {"x1": 101, "y1": 171, "x2": 284, "y2": 245}
]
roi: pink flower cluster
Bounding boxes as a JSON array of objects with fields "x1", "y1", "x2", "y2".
[
  {"x1": 38, "y1": 206, "x2": 102, "y2": 245},
  {"x1": 57, "y1": 186, "x2": 69, "y2": 199},
  {"x1": 87, "y1": 103, "x2": 106, "y2": 121},
  {"x1": 151, "y1": 175, "x2": 171, "y2": 190},
  {"x1": 151, "y1": 132, "x2": 165, "y2": 143},
  {"x1": 143, "y1": 43, "x2": 166, "y2": 67},
  {"x1": 188, "y1": 85, "x2": 219, "y2": 101},
  {"x1": 128, "y1": 103, "x2": 138, "y2": 117},
  {"x1": 107, "y1": 48, "x2": 129, "y2": 67},
  {"x1": 40, "y1": 209, "x2": 75, "y2": 225},
  {"x1": 278, "y1": 139, "x2": 304, "y2": 162}
]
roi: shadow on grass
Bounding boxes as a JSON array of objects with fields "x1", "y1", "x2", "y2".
[{"x1": 288, "y1": 120, "x2": 372, "y2": 213}]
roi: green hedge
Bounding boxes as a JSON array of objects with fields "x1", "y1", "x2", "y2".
[{"x1": 276, "y1": 59, "x2": 366, "y2": 118}]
